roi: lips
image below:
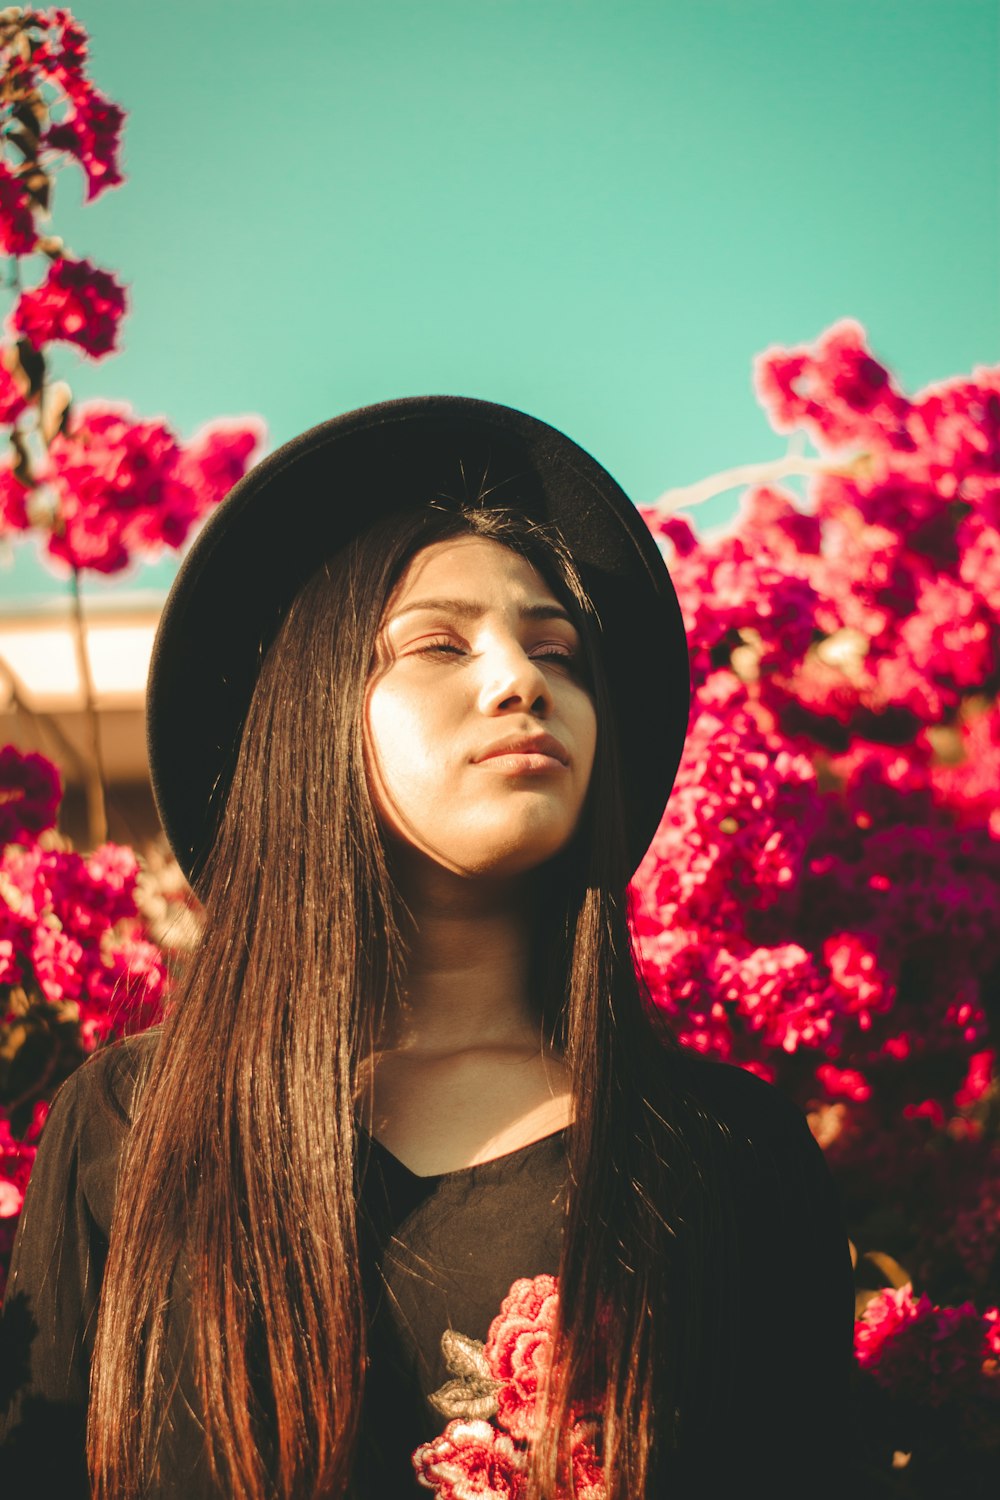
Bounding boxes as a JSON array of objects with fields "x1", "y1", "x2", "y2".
[{"x1": 474, "y1": 732, "x2": 569, "y2": 765}]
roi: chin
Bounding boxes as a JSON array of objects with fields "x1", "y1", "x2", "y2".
[{"x1": 460, "y1": 825, "x2": 580, "y2": 878}]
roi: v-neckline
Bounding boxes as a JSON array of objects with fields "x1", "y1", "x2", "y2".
[{"x1": 356, "y1": 1120, "x2": 570, "y2": 1181}]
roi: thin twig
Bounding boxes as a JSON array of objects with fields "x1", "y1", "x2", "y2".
[
  {"x1": 68, "y1": 567, "x2": 108, "y2": 846},
  {"x1": 0, "y1": 650, "x2": 88, "y2": 779},
  {"x1": 647, "y1": 454, "x2": 860, "y2": 515}
]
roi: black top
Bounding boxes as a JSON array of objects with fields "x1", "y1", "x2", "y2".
[{"x1": 0, "y1": 1029, "x2": 857, "y2": 1497}]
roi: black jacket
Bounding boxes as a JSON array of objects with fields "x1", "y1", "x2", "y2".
[{"x1": 0, "y1": 1027, "x2": 857, "y2": 1496}]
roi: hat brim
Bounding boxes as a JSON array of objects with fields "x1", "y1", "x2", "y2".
[{"x1": 146, "y1": 394, "x2": 690, "y2": 888}]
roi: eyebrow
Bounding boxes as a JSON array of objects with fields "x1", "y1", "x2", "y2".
[{"x1": 389, "y1": 597, "x2": 576, "y2": 626}]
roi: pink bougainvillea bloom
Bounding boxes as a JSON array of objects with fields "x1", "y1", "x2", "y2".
[
  {"x1": 412, "y1": 1419, "x2": 527, "y2": 1498},
  {"x1": 10, "y1": 256, "x2": 127, "y2": 359},
  {"x1": 0, "y1": 1179, "x2": 24, "y2": 1219},
  {"x1": 855, "y1": 1284, "x2": 1000, "y2": 1433},
  {"x1": 984, "y1": 1307, "x2": 1000, "y2": 1362},
  {"x1": 30, "y1": 920, "x2": 85, "y2": 1003},
  {"x1": 954, "y1": 1050, "x2": 996, "y2": 1111},
  {"x1": 897, "y1": 574, "x2": 995, "y2": 692},
  {"x1": 753, "y1": 318, "x2": 912, "y2": 453},
  {"x1": 0, "y1": 458, "x2": 31, "y2": 531},
  {"x1": 38, "y1": 400, "x2": 265, "y2": 574},
  {"x1": 718, "y1": 941, "x2": 839, "y2": 1054},
  {"x1": 83, "y1": 931, "x2": 168, "y2": 1030},
  {"x1": 43, "y1": 844, "x2": 138, "y2": 938},
  {"x1": 176, "y1": 417, "x2": 267, "y2": 510},
  {"x1": 816, "y1": 1063, "x2": 872, "y2": 1102},
  {"x1": 854, "y1": 1283, "x2": 934, "y2": 1371},
  {"x1": 0, "y1": 762, "x2": 169, "y2": 1045},
  {"x1": 822, "y1": 932, "x2": 895, "y2": 1031},
  {"x1": 0, "y1": 745, "x2": 62, "y2": 845},
  {"x1": 0, "y1": 160, "x2": 36, "y2": 256},
  {"x1": 0, "y1": 930, "x2": 22, "y2": 986},
  {"x1": 631, "y1": 690, "x2": 823, "y2": 935},
  {"x1": 33, "y1": 6, "x2": 90, "y2": 82},
  {"x1": 45, "y1": 75, "x2": 125, "y2": 201},
  {"x1": 0, "y1": 368, "x2": 27, "y2": 425}
]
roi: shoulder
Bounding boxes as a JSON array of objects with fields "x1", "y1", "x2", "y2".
[
  {"x1": 657, "y1": 1046, "x2": 836, "y2": 1203},
  {"x1": 671, "y1": 1048, "x2": 813, "y2": 1141},
  {"x1": 49, "y1": 1023, "x2": 162, "y2": 1130},
  {"x1": 31, "y1": 1025, "x2": 164, "y2": 1235}
]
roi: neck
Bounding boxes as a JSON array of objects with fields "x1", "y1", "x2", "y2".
[{"x1": 375, "y1": 854, "x2": 547, "y2": 1057}]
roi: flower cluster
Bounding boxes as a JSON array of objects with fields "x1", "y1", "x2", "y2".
[
  {"x1": 0, "y1": 160, "x2": 36, "y2": 257},
  {"x1": 413, "y1": 1275, "x2": 605, "y2": 1500},
  {"x1": 0, "y1": 746, "x2": 168, "y2": 1296},
  {"x1": 634, "y1": 321, "x2": 1000, "y2": 1100},
  {"x1": 4, "y1": 399, "x2": 266, "y2": 572},
  {"x1": 10, "y1": 254, "x2": 127, "y2": 359},
  {"x1": 855, "y1": 1285, "x2": 1000, "y2": 1449},
  {"x1": 0, "y1": 744, "x2": 60, "y2": 845},
  {"x1": 2, "y1": 8, "x2": 123, "y2": 203},
  {"x1": 632, "y1": 321, "x2": 1000, "y2": 1483},
  {"x1": 0, "y1": 7, "x2": 127, "y2": 358},
  {"x1": 0, "y1": 8, "x2": 266, "y2": 574}
]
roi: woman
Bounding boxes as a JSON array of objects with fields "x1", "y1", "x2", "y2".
[{"x1": 0, "y1": 396, "x2": 856, "y2": 1498}]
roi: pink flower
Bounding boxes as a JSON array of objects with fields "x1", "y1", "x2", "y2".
[
  {"x1": 897, "y1": 575, "x2": 995, "y2": 691},
  {"x1": 0, "y1": 745, "x2": 62, "y2": 846},
  {"x1": 83, "y1": 931, "x2": 168, "y2": 1027},
  {"x1": 415, "y1": 1276, "x2": 607, "y2": 1497},
  {"x1": 0, "y1": 368, "x2": 28, "y2": 428},
  {"x1": 568, "y1": 1420, "x2": 605, "y2": 1500},
  {"x1": 484, "y1": 1275, "x2": 560, "y2": 1442},
  {"x1": 855, "y1": 1284, "x2": 1000, "y2": 1435},
  {"x1": 33, "y1": 8, "x2": 90, "y2": 83},
  {"x1": 985, "y1": 1308, "x2": 1000, "y2": 1363},
  {"x1": 0, "y1": 929, "x2": 22, "y2": 986},
  {"x1": 0, "y1": 820, "x2": 168, "y2": 1027},
  {"x1": 816, "y1": 1063, "x2": 872, "y2": 1102},
  {"x1": 954, "y1": 1050, "x2": 996, "y2": 1111},
  {"x1": 45, "y1": 75, "x2": 125, "y2": 202},
  {"x1": 854, "y1": 1285, "x2": 928, "y2": 1371},
  {"x1": 0, "y1": 1179, "x2": 24, "y2": 1219},
  {"x1": 10, "y1": 256, "x2": 127, "y2": 359},
  {"x1": 754, "y1": 318, "x2": 912, "y2": 452},
  {"x1": 413, "y1": 1419, "x2": 526, "y2": 1498},
  {"x1": 0, "y1": 160, "x2": 36, "y2": 256},
  {"x1": 718, "y1": 941, "x2": 839, "y2": 1054},
  {"x1": 30, "y1": 921, "x2": 84, "y2": 1002},
  {"x1": 176, "y1": 417, "x2": 268, "y2": 509},
  {"x1": 37, "y1": 401, "x2": 264, "y2": 573}
]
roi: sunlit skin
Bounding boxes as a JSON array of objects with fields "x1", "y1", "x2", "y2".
[
  {"x1": 365, "y1": 535, "x2": 597, "y2": 880},
  {"x1": 358, "y1": 536, "x2": 596, "y2": 1172}
]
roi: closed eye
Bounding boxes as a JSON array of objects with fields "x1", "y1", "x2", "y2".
[
  {"x1": 416, "y1": 641, "x2": 465, "y2": 657},
  {"x1": 415, "y1": 640, "x2": 579, "y2": 668}
]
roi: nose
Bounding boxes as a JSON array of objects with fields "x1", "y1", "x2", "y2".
[{"x1": 477, "y1": 638, "x2": 553, "y2": 717}]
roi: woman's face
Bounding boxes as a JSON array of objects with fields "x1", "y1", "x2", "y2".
[{"x1": 364, "y1": 535, "x2": 598, "y2": 879}]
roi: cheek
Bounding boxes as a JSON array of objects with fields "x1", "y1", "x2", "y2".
[
  {"x1": 364, "y1": 680, "x2": 445, "y2": 802},
  {"x1": 571, "y1": 694, "x2": 599, "y2": 790}
]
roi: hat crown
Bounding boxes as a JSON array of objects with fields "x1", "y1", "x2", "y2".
[{"x1": 146, "y1": 395, "x2": 690, "y2": 887}]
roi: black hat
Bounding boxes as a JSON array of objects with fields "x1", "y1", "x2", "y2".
[{"x1": 146, "y1": 395, "x2": 690, "y2": 889}]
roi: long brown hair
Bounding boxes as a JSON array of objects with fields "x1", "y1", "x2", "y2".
[{"x1": 88, "y1": 499, "x2": 741, "y2": 1498}]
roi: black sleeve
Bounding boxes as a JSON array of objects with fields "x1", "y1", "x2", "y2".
[
  {"x1": 0, "y1": 1057, "x2": 118, "y2": 1497},
  {"x1": 718, "y1": 1077, "x2": 858, "y2": 1498}
]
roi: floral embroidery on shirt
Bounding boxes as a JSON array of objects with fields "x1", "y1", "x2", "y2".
[
  {"x1": 427, "y1": 1328, "x2": 502, "y2": 1422},
  {"x1": 412, "y1": 1274, "x2": 606, "y2": 1499}
]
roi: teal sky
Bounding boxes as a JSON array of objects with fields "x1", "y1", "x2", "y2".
[{"x1": 2, "y1": 0, "x2": 998, "y2": 605}]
